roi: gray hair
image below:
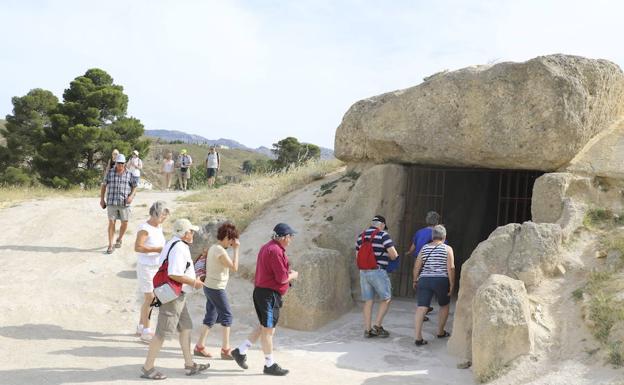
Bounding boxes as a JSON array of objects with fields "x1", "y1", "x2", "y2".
[
  {"x1": 425, "y1": 211, "x2": 440, "y2": 226},
  {"x1": 149, "y1": 201, "x2": 170, "y2": 218},
  {"x1": 432, "y1": 225, "x2": 446, "y2": 240}
]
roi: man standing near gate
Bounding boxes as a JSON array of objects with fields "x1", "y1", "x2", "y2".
[{"x1": 355, "y1": 215, "x2": 399, "y2": 338}]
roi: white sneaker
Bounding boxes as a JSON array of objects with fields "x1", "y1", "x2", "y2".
[{"x1": 136, "y1": 324, "x2": 144, "y2": 336}]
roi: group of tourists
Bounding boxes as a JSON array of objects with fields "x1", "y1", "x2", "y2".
[
  {"x1": 355, "y1": 211, "x2": 455, "y2": 346},
  {"x1": 129, "y1": 200, "x2": 297, "y2": 380},
  {"x1": 159, "y1": 146, "x2": 221, "y2": 191}
]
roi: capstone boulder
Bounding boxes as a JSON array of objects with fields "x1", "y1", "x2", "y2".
[{"x1": 335, "y1": 54, "x2": 624, "y2": 171}]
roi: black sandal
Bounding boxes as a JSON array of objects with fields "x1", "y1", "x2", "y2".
[
  {"x1": 140, "y1": 367, "x2": 167, "y2": 380},
  {"x1": 423, "y1": 315, "x2": 429, "y2": 322},
  {"x1": 185, "y1": 362, "x2": 210, "y2": 376},
  {"x1": 415, "y1": 339, "x2": 428, "y2": 346},
  {"x1": 437, "y1": 330, "x2": 450, "y2": 338}
]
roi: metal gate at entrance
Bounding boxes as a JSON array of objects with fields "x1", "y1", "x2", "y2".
[{"x1": 393, "y1": 166, "x2": 542, "y2": 297}]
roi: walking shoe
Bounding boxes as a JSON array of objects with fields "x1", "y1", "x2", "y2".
[
  {"x1": 373, "y1": 325, "x2": 390, "y2": 338},
  {"x1": 140, "y1": 331, "x2": 153, "y2": 343},
  {"x1": 364, "y1": 328, "x2": 378, "y2": 338},
  {"x1": 230, "y1": 348, "x2": 248, "y2": 369},
  {"x1": 263, "y1": 362, "x2": 289, "y2": 376}
]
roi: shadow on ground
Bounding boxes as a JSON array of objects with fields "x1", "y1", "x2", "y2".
[
  {"x1": 0, "y1": 324, "x2": 128, "y2": 344},
  {"x1": 0, "y1": 245, "x2": 105, "y2": 253}
]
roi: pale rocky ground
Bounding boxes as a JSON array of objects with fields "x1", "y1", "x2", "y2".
[{"x1": 0, "y1": 190, "x2": 472, "y2": 385}]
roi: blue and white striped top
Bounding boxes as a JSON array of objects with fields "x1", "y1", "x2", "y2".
[
  {"x1": 355, "y1": 227, "x2": 395, "y2": 269},
  {"x1": 419, "y1": 243, "x2": 449, "y2": 278}
]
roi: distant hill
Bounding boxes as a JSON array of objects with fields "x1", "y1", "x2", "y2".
[{"x1": 144, "y1": 129, "x2": 335, "y2": 160}]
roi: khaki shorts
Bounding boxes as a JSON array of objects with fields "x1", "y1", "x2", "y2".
[
  {"x1": 155, "y1": 294, "x2": 192, "y2": 339},
  {"x1": 178, "y1": 168, "x2": 191, "y2": 179},
  {"x1": 107, "y1": 205, "x2": 130, "y2": 221},
  {"x1": 137, "y1": 263, "x2": 159, "y2": 293}
]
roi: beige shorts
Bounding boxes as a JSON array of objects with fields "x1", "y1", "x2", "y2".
[
  {"x1": 107, "y1": 205, "x2": 130, "y2": 221},
  {"x1": 178, "y1": 169, "x2": 191, "y2": 179},
  {"x1": 155, "y1": 294, "x2": 192, "y2": 339},
  {"x1": 137, "y1": 263, "x2": 159, "y2": 293}
]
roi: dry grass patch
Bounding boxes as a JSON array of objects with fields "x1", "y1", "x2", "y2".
[
  {"x1": 0, "y1": 186, "x2": 97, "y2": 209},
  {"x1": 175, "y1": 160, "x2": 343, "y2": 231}
]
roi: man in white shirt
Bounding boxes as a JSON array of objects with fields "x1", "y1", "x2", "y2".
[
  {"x1": 205, "y1": 146, "x2": 220, "y2": 188},
  {"x1": 177, "y1": 149, "x2": 193, "y2": 191},
  {"x1": 141, "y1": 219, "x2": 209, "y2": 379}
]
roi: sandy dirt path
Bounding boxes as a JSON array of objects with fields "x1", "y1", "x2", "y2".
[{"x1": 0, "y1": 190, "x2": 473, "y2": 385}]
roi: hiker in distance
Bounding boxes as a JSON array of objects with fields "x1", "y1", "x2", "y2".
[
  {"x1": 355, "y1": 215, "x2": 399, "y2": 338},
  {"x1": 100, "y1": 153, "x2": 137, "y2": 254},
  {"x1": 205, "y1": 146, "x2": 220, "y2": 188},
  {"x1": 231, "y1": 223, "x2": 299, "y2": 376}
]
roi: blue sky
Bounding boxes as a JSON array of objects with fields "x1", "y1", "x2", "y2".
[{"x1": 1, "y1": 0, "x2": 622, "y2": 149}]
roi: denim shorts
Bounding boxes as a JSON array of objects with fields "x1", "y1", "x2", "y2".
[
  {"x1": 202, "y1": 287, "x2": 233, "y2": 327},
  {"x1": 359, "y1": 268, "x2": 392, "y2": 301},
  {"x1": 416, "y1": 276, "x2": 450, "y2": 307}
]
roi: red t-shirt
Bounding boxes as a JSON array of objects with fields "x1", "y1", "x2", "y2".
[{"x1": 254, "y1": 240, "x2": 290, "y2": 295}]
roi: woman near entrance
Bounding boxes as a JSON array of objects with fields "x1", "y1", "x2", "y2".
[{"x1": 412, "y1": 224, "x2": 455, "y2": 346}]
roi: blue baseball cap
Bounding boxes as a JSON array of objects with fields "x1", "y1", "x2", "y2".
[{"x1": 273, "y1": 223, "x2": 296, "y2": 237}]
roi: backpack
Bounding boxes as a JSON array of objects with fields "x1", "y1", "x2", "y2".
[
  {"x1": 357, "y1": 229, "x2": 380, "y2": 270},
  {"x1": 152, "y1": 240, "x2": 187, "y2": 306},
  {"x1": 194, "y1": 253, "x2": 207, "y2": 281}
]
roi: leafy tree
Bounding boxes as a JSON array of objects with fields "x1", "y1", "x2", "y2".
[
  {"x1": 242, "y1": 160, "x2": 254, "y2": 174},
  {"x1": 31, "y1": 68, "x2": 149, "y2": 187},
  {"x1": 0, "y1": 166, "x2": 35, "y2": 186},
  {"x1": 0, "y1": 89, "x2": 58, "y2": 170},
  {"x1": 271, "y1": 137, "x2": 321, "y2": 169}
]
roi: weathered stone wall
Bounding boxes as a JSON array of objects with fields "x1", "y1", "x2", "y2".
[
  {"x1": 317, "y1": 163, "x2": 407, "y2": 299},
  {"x1": 335, "y1": 55, "x2": 624, "y2": 171},
  {"x1": 448, "y1": 222, "x2": 562, "y2": 360}
]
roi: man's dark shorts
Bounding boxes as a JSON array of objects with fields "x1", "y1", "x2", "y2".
[
  {"x1": 417, "y1": 277, "x2": 451, "y2": 307},
  {"x1": 253, "y1": 287, "x2": 283, "y2": 328},
  {"x1": 207, "y1": 168, "x2": 217, "y2": 178}
]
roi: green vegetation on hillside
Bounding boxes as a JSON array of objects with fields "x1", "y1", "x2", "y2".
[
  {"x1": 574, "y1": 209, "x2": 624, "y2": 367},
  {"x1": 0, "y1": 119, "x2": 6, "y2": 146},
  {"x1": 176, "y1": 159, "x2": 342, "y2": 232}
]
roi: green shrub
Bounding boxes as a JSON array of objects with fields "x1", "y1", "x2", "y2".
[{"x1": 0, "y1": 166, "x2": 34, "y2": 186}]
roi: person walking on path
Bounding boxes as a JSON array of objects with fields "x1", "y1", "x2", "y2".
[
  {"x1": 134, "y1": 201, "x2": 169, "y2": 343},
  {"x1": 412, "y1": 225, "x2": 455, "y2": 346},
  {"x1": 140, "y1": 219, "x2": 208, "y2": 380},
  {"x1": 102, "y1": 148, "x2": 119, "y2": 178},
  {"x1": 355, "y1": 215, "x2": 399, "y2": 338},
  {"x1": 100, "y1": 153, "x2": 137, "y2": 254},
  {"x1": 194, "y1": 223, "x2": 240, "y2": 359},
  {"x1": 230, "y1": 223, "x2": 299, "y2": 376},
  {"x1": 406, "y1": 211, "x2": 446, "y2": 319},
  {"x1": 161, "y1": 152, "x2": 175, "y2": 190},
  {"x1": 177, "y1": 149, "x2": 193, "y2": 191},
  {"x1": 205, "y1": 146, "x2": 220, "y2": 188},
  {"x1": 127, "y1": 150, "x2": 143, "y2": 187},
  {"x1": 407, "y1": 211, "x2": 444, "y2": 257}
]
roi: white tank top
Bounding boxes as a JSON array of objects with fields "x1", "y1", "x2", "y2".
[{"x1": 136, "y1": 222, "x2": 166, "y2": 266}]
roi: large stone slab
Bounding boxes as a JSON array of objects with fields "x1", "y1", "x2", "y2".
[
  {"x1": 472, "y1": 274, "x2": 533, "y2": 383},
  {"x1": 448, "y1": 222, "x2": 561, "y2": 360},
  {"x1": 335, "y1": 55, "x2": 624, "y2": 171}
]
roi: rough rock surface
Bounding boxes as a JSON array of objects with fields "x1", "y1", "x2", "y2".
[
  {"x1": 316, "y1": 163, "x2": 406, "y2": 299},
  {"x1": 448, "y1": 222, "x2": 561, "y2": 360},
  {"x1": 566, "y1": 118, "x2": 624, "y2": 179},
  {"x1": 335, "y1": 55, "x2": 624, "y2": 171},
  {"x1": 472, "y1": 274, "x2": 533, "y2": 383}
]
